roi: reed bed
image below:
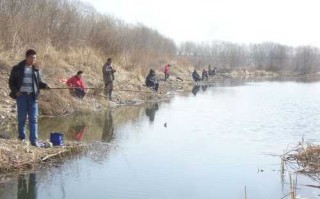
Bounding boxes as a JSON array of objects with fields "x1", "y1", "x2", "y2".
[
  {"x1": 280, "y1": 140, "x2": 320, "y2": 199},
  {"x1": 282, "y1": 141, "x2": 320, "y2": 175},
  {"x1": 0, "y1": 139, "x2": 87, "y2": 173}
]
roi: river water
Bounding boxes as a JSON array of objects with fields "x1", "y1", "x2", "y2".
[{"x1": 1, "y1": 81, "x2": 320, "y2": 199}]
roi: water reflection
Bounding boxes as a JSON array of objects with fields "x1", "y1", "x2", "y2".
[
  {"x1": 3, "y1": 81, "x2": 320, "y2": 198},
  {"x1": 201, "y1": 85, "x2": 208, "y2": 92},
  {"x1": 192, "y1": 85, "x2": 200, "y2": 96},
  {"x1": 192, "y1": 85, "x2": 210, "y2": 96},
  {"x1": 145, "y1": 103, "x2": 159, "y2": 123},
  {"x1": 102, "y1": 110, "x2": 114, "y2": 142},
  {"x1": 68, "y1": 123, "x2": 87, "y2": 141},
  {"x1": 36, "y1": 106, "x2": 149, "y2": 142},
  {"x1": 18, "y1": 173, "x2": 37, "y2": 199}
]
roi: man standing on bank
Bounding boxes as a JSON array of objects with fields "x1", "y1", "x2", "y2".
[
  {"x1": 9, "y1": 49, "x2": 50, "y2": 147},
  {"x1": 102, "y1": 58, "x2": 116, "y2": 100}
]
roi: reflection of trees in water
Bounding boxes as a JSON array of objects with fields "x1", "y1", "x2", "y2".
[
  {"x1": 217, "y1": 77, "x2": 246, "y2": 87},
  {"x1": 38, "y1": 106, "x2": 146, "y2": 142},
  {"x1": 18, "y1": 173, "x2": 37, "y2": 199},
  {"x1": 39, "y1": 115, "x2": 101, "y2": 141},
  {"x1": 102, "y1": 110, "x2": 114, "y2": 142},
  {"x1": 145, "y1": 103, "x2": 159, "y2": 123},
  {"x1": 37, "y1": 105, "x2": 165, "y2": 142},
  {"x1": 191, "y1": 78, "x2": 248, "y2": 96}
]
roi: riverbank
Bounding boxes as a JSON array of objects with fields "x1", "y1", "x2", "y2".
[
  {"x1": 0, "y1": 47, "x2": 193, "y2": 124},
  {"x1": 1, "y1": 65, "x2": 317, "y2": 126},
  {"x1": 0, "y1": 139, "x2": 86, "y2": 173},
  {"x1": 2, "y1": 47, "x2": 319, "y2": 125}
]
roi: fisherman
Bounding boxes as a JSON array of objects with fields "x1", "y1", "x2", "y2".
[
  {"x1": 146, "y1": 69, "x2": 159, "y2": 91},
  {"x1": 212, "y1": 67, "x2": 217, "y2": 76},
  {"x1": 8, "y1": 49, "x2": 50, "y2": 147},
  {"x1": 208, "y1": 65, "x2": 212, "y2": 76},
  {"x1": 66, "y1": 70, "x2": 86, "y2": 99},
  {"x1": 202, "y1": 69, "x2": 208, "y2": 81},
  {"x1": 102, "y1": 58, "x2": 116, "y2": 100},
  {"x1": 164, "y1": 64, "x2": 170, "y2": 81},
  {"x1": 192, "y1": 69, "x2": 201, "y2": 82}
]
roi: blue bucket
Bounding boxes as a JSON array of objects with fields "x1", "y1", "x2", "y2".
[{"x1": 50, "y1": 132, "x2": 64, "y2": 146}]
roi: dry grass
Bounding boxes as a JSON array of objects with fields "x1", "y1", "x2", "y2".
[
  {"x1": 282, "y1": 141, "x2": 320, "y2": 174},
  {"x1": 281, "y1": 141, "x2": 320, "y2": 199},
  {"x1": 295, "y1": 145, "x2": 320, "y2": 173},
  {"x1": 0, "y1": 44, "x2": 197, "y2": 119},
  {"x1": 0, "y1": 139, "x2": 87, "y2": 173},
  {"x1": 280, "y1": 139, "x2": 320, "y2": 199}
]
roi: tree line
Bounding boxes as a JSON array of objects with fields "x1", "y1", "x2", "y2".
[
  {"x1": 0, "y1": 0, "x2": 176, "y2": 67},
  {"x1": 178, "y1": 41, "x2": 320, "y2": 74}
]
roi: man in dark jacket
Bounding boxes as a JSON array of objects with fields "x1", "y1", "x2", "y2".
[
  {"x1": 146, "y1": 69, "x2": 159, "y2": 91},
  {"x1": 208, "y1": 65, "x2": 212, "y2": 76},
  {"x1": 192, "y1": 69, "x2": 201, "y2": 82},
  {"x1": 8, "y1": 49, "x2": 50, "y2": 147},
  {"x1": 102, "y1": 58, "x2": 116, "y2": 100}
]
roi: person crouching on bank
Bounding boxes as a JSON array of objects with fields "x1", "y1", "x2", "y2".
[{"x1": 66, "y1": 70, "x2": 86, "y2": 99}]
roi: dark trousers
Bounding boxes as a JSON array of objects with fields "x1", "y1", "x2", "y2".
[
  {"x1": 105, "y1": 81, "x2": 113, "y2": 99},
  {"x1": 154, "y1": 83, "x2": 159, "y2": 91},
  {"x1": 17, "y1": 93, "x2": 38, "y2": 143},
  {"x1": 75, "y1": 88, "x2": 85, "y2": 98},
  {"x1": 202, "y1": 75, "x2": 208, "y2": 81},
  {"x1": 147, "y1": 82, "x2": 159, "y2": 91},
  {"x1": 70, "y1": 88, "x2": 85, "y2": 99},
  {"x1": 164, "y1": 73, "x2": 169, "y2": 81}
]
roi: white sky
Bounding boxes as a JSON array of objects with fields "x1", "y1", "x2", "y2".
[{"x1": 82, "y1": 0, "x2": 320, "y2": 47}]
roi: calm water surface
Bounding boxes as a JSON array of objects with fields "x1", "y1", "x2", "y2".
[{"x1": 1, "y1": 81, "x2": 320, "y2": 199}]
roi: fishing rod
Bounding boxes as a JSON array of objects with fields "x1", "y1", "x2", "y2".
[
  {"x1": 175, "y1": 81, "x2": 217, "y2": 85},
  {"x1": 49, "y1": 87, "x2": 156, "y2": 94},
  {"x1": 50, "y1": 87, "x2": 98, "y2": 89}
]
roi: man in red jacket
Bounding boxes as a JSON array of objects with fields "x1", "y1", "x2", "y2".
[{"x1": 66, "y1": 71, "x2": 86, "y2": 98}]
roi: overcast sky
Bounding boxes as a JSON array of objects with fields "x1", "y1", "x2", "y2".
[{"x1": 82, "y1": 0, "x2": 320, "y2": 47}]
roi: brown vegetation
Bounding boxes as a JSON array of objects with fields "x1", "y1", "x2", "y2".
[
  {"x1": 0, "y1": 0, "x2": 191, "y2": 120},
  {"x1": 0, "y1": 139, "x2": 86, "y2": 173},
  {"x1": 0, "y1": 0, "x2": 176, "y2": 66},
  {"x1": 280, "y1": 141, "x2": 320, "y2": 199},
  {"x1": 283, "y1": 142, "x2": 320, "y2": 174}
]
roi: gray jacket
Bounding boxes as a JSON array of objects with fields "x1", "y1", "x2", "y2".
[{"x1": 102, "y1": 63, "x2": 115, "y2": 83}]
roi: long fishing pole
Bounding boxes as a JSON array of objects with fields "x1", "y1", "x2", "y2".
[
  {"x1": 50, "y1": 87, "x2": 98, "y2": 89},
  {"x1": 49, "y1": 87, "x2": 156, "y2": 94}
]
